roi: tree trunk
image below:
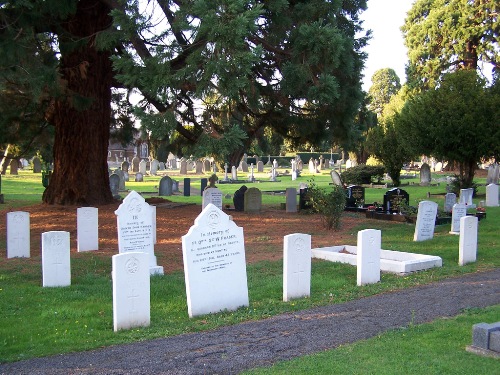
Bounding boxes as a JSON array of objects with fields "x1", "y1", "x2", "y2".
[
  {"x1": 43, "y1": 0, "x2": 114, "y2": 205},
  {"x1": 0, "y1": 144, "x2": 12, "y2": 175}
]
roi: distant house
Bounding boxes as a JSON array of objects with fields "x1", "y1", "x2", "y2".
[{"x1": 107, "y1": 141, "x2": 136, "y2": 163}]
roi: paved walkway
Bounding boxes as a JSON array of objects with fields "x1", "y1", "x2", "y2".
[{"x1": 1, "y1": 269, "x2": 499, "y2": 375}]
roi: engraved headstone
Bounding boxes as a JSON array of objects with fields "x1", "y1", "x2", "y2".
[
  {"x1": 450, "y1": 203, "x2": 467, "y2": 234},
  {"x1": 419, "y1": 163, "x2": 431, "y2": 186},
  {"x1": 181, "y1": 203, "x2": 249, "y2": 317},
  {"x1": 346, "y1": 185, "x2": 365, "y2": 207},
  {"x1": 131, "y1": 157, "x2": 140, "y2": 173},
  {"x1": 195, "y1": 160, "x2": 203, "y2": 174},
  {"x1": 42, "y1": 231, "x2": 71, "y2": 287},
  {"x1": 286, "y1": 188, "x2": 297, "y2": 213},
  {"x1": 158, "y1": 176, "x2": 173, "y2": 196},
  {"x1": 257, "y1": 161, "x2": 264, "y2": 173},
  {"x1": 77, "y1": 207, "x2": 98, "y2": 252},
  {"x1": 383, "y1": 188, "x2": 409, "y2": 213},
  {"x1": 180, "y1": 159, "x2": 188, "y2": 175},
  {"x1": 444, "y1": 192, "x2": 457, "y2": 213},
  {"x1": 459, "y1": 215, "x2": 478, "y2": 266},
  {"x1": 139, "y1": 160, "x2": 147, "y2": 175},
  {"x1": 485, "y1": 183, "x2": 499, "y2": 207},
  {"x1": 244, "y1": 187, "x2": 262, "y2": 212},
  {"x1": 203, "y1": 159, "x2": 211, "y2": 173},
  {"x1": 115, "y1": 191, "x2": 163, "y2": 275},
  {"x1": 7, "y1": 211, "x2": 30, "y2": 258},
  {"x1": 202, "y1": 187, "x2": 223, "y2": 210},
  {"x1": 357, "y1": 229, "x2": 381, "y2": 286},
  {"x1": 150, "y1": 159, "x2": 159, "y2": 175},
  {"x1": 283, "y1": 233, "x2": 311, "y2": 302},
  {"x1": 112, "y1": 252, "x2": 150, "y2": 331},
  {"x1": 413, "y1": 201, "x2": 438, "y2": 241}
]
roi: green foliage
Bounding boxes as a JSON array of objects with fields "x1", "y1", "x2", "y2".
[
  {"x1": 340, "y1": 165, "x2": 385, "y2": 185},
  {"x1": 306, "y1": 179, "x2": 346, "y2": 230},
  {"x1": 368, "y1": 68, "x2": 401, "y2": 116}
]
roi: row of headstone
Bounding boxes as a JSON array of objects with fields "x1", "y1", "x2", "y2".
[{"x1": 232, "y1": 186, "x2": 263, "y2": 212}]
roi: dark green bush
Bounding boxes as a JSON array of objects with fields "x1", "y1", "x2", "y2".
[
  {"x1": 341, "y1": 165, "x2": 385, "y2": 185},
  {"x1": 307, "y1": 179, "x2": 346, "y2": 230}
]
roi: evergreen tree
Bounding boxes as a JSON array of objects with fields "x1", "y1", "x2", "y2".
[{"x1": 368, "y1": 68, "x2": 401, "y2": 116}]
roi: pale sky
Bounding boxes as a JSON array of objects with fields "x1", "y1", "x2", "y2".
[{"x1": 361, "y1": 0, "x2": 415, "y2": 91}]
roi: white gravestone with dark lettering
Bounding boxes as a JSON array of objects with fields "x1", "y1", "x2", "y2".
[
  {"x1": 357, "y1": 229, "x2": 381, "y2": 286},
  {"x1": 7, "y1": 211, "x2": 30, "y2": 258},
  {"x1": 413, "y1": 201, "x2": 438, "y2": 241},
  {"x1": 115, "y1": 191, "x2": 164, "y2": 275},
  {"x1": 42, "y1": 231, "x2": 71, "y2": 287},
  {"x1": 283, "y1": 233, "x2": 311, "y2": 302},
  {"x1": 181, "y1": 203, "x2": 249, "y2": 317},
  {"x1": 112, "y1": 252, "x2": 150, "y2": 331},
  {"x1": 202, "y1": 187, "x2": 223, "y2": 210},
  {"x1": 77, "y1": 207, "x2": 98, "y2": 252},
  {"x1": 450, "y1": 203, "x2": 467, "y2": 234},
  {"x1": 459, "y1": 215, "x2": 478, "y2": 266}
]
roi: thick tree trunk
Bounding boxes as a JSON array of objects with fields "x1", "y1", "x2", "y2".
[{"x1": 43, "y1": 0, "x2": 114, "y2": 205}]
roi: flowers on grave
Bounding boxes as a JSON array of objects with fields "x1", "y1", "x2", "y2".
[{"x1": 367, "y1": 206, "x2": 376, "y2": 211}]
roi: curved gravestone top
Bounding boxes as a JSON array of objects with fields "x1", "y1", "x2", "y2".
[{"x1": 330, "y1": 170, "x2": 343, "y2": 187}]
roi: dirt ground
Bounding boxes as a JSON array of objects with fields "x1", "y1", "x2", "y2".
[{"x1": 0, "y1": 200, "x2": 363, "y2": 273}]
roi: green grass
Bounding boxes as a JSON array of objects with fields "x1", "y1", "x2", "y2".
[{"x1": 0, "y1": 169, "x2": 498, "y2": 365}]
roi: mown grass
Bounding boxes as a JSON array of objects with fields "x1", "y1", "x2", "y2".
[{"x1": 0, "y1": 169, "x2": 498, "y2": 365}]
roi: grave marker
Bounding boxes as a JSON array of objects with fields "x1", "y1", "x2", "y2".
[
  {"x1": 444, "y1": 192, "x2": 457, "y2": 213},
  {"x1": 413, "y1": 201, "x2": 438, "y2": 241},
  {"x1": 485, "y1": 184, "x2": 499, "y2": 207},
  {"x1": 357, "y1": 229, "x2": 381, "y2": 286},
  {"x1": 7, "y1": 211, "x2": 30, "y2": 258},
  {"x1": 450, "y1": 203, "x2": 467, "y2": 234},
  {"x1": 459, "y1": 215, "x2": 478, "y2": 266},
  {"x1": 383, "y1": 188, "x2": 409, "y2": 213},
  {"x1": 283, "y1": 233, "x2": 311, "y2": 302},
  {"x1": 202, "y1": 187, "x2": 223, "y2": 210},
  {"x1": 181, "y1": 203, "x2": 249, "y2": 317},
  {"x1": 459, "y1": 188, "x2": 476, "y2": 208},
  {"x1": 346, "y1": 185, "x2": 365, "y2": 207},
  {"x1": 139, "y1": 160, "x2": 147, "y2": 175},
  {"x1": 244, "y1": 187, "x2": 262, "y2": 212},
  {"x1": 77, "y1": 207, "x2": 99, "y2": 252},
  {"x1": 158, "y1": 176, "x2": 173, "y2": 196},
  {"x1": 286, "y1": 188, "x2": 297, "y2": 213},
  {"x1": 42, "y1": 231, "x2": 71, "y2": 287},
  {"x1": 419, "y1": 163, "x2": 431, "y2": 186}
]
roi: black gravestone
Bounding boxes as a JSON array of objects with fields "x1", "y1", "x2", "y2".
[
  {"x1": 299, "y1": 188, "x2": 312, "y2": 210},
  {"x1": 346, "y1": 185, "x2": 365, "y2": 207},
  {"x1": 383, "y1": 188, "x2": 409, "y2": 213},
  {"x1": 233, "y1": 185, "x2": 248, "y2": 211},
  {"x1": 183, "y1": 178, "x2": 191, "y2": 197}
]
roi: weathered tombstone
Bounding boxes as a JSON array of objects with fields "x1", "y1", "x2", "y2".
[
  {"x1": 257, "y1": 160, "x2": 264, "y2": 173},
  {"x1": 297, "y1": 159, "x2": 303, "y2": 171},
  {"x1": 180, "y1": 159, "x2": 188, "y2": 175},
  {"x1": 9, "y1": 159, "x2": 18, "y2": 175},
  {"x1": 181, "y1": 203, "x2": 249, "y2": 317},
  {"x1": 357, "y1": 229, "x2": 381, "y2": 286},
  {"x1": 109, "y1": 174, "x2": 121, "y2": 198},
  {"x1": 485, "y1": 183, "x2": 499, "y2": 207},
  {"x1": 459, "y1": 215, "x2": 478, "y2": 266},
  {"x1": 233, "y1": 185, "x2": 247, "y2": 211},
  {"x1": 42, "y1": 231, "x2": 71, "y2": 287},
  {"x1": 77, "y1": 207, "x2": 98, "y2": 252},
  {"x1": 383, "y1": 188, "x2": 409, "y2": 213},
  {"x1": 286, "y1": 187, "x2": 297, "y2": 213},
  {"x1": 150, "y1": 159, "x2": 159, "y2": 175},
  {"x1": 131, "y1": 156, "x2": 140, "y2": 172},
  {"x1": 114, "y1": 169, "x2": 126, "y2": 190},
  {"x1": 121, "y1": 161, "x2": 129, "y2": 173},
  {"x1": 459, "y1": 188, "x2": 475, "y2": 208},
  {"x1": 493, "y1": 164, "x2": 500, "y2": 185},
  {"x1": 231, "y1": 166, "x2": 237, "y2": 181},
  {"x1": 450, "y1": 203, "x2": 467, "y2": 234},
  {"x1": 183, "y1": 177, "x2": 191, "y2": 196},
  {"x1": 330, "y1": 170, "x2": 343, "y2": 187},
  {"x1": 158, "y1": 176, "x2": 173, "y2": 196},
  {"x1": 346, "y1": 185, "x2": 365, "y2": 207},
  {"x1": 413, "y1": 201, "x2": 438, "y2": 241},
  {"x1": 244, "y1": 187, "x2": 262, "y2": 212},
  {"x1": 112, "y1": 251, "x2": 150, "y2": 331},
  {"x1": 308, "y1": 158, "x2": 315, "y2": 173},
  {"x1": 32, "y1": 157, "x2": 42, "y2": 173},
  {"x1": 419, "y1": 163, "x2": 431, "y2": 186},
  {"x1": 158, "y1": 161, "x2": 165, "y2": 171},
  {"x1": 486, "y1": 164, "x2": 499, "y2": 184},
  {"x1": 195, "y1": 160, "x2": 203, "y2": 174},
  {"x1": 444, "y1": 192, "x2": 457, "y2": 213},
  {"x1": 115, "y1": 191, "x2": 164, "y2": 275},
  {"x1": 139, "y1": 160, "x2": 147, "y2": 175},
  {"x1": 7, "y1": 211, "x2": 30, "y2": 258},
  {"x1": 202, "y1": 187, "x2": 223, "y2": 210},
  {"x1": 203, "y1": 159, "x2": 211, "y2": 173},
  {"x1": 283, "y1": 233, "x2": 311, "y2": 302},
  {"x1": 135, "y1": 172, "x2": 143, "y2": 182},
  {"x1": 240, "y1": 161, "x2": 248, "y2": 173}
]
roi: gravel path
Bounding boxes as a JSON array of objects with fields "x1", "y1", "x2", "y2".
[{"x1": 1, "y1": 269, "x2": 499, "y2": 375}]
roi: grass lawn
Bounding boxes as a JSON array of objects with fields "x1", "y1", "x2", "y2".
[{"x1": 0, "y1": 169, "x2": 498, "y2": 368}]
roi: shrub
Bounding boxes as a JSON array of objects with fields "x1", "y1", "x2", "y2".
[
  {"x1": 341, "y1": 165, "x2": 385, "y2": 185},
  {"x1": 307, "y1": 179, "x2": 346, "y2": 230}
]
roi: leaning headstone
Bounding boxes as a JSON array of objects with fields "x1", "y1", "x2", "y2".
[
  {"x1": 459, "y1": 215, "x2": 478, "y2": 266},
  {"x1": 450, "y1": 203, "x2": 467, "y2": 234},
  {"x1": 42, "y1": 231, "x2": 71, "y2": 287},
  {"x1": 77, "y1": 207, "x2": 98, "y2": 252},
  {"x1": 283, "y1": 233, "x2": 311, "y2": 302},
  {"x1": 202, "y1": 187, "x2": 223, "y2": 210},
  {"x1": 286, "y1": 188, "x2": 297, "y2": 213},
  {"x1": 158, "y1": 176, "x2": 173, "y2": 196},
  {"x1": 419, "y1": 163, "x2": 431, "y2": 186},
  {"x1": 7, "y1": 211, "x2": 30, "y2": 258},
  {"x1": 181, "y1": 203, "x2": 249, "y2": 317},
  {"x1": 112, "y1": 252, "x2": 150, "y2": 331},
  {"x1": 413, "y1": 201, "x2": 438, "y2": 242},
  {"x1": 444, "y1": 192, "x2": 457, "y2": 213},
  {"x1": 233, "y1": 185, "x2": 247, "y2": 211},
  {"x1": 139, "y1": 160, "x2": 147, "y2": 175},
  {"x1": 9, "y1": 159, "x2": 18, "y2": 175},
  {"x1": 459, "y1": 188, "x2": 475, "y2": 208},
  {"x1": 115, "y1": 190, "x2": 164, "y2": 275},
  {"x1": 32, "y1": 157, "x2": 42, "y2": 173},
  {"x1": 485, "y1": 183, "x2": 499, "y2": 207},
  {"x1": 330, "y1": 170, "x2": 343, "y2": 187},
  {"x1": 109, "y1": 174, "x2": 121, "y2": 199},
  {"x1": 244, "y1": 187, "x2": 262, "y2": 212},
  {"x1": 357, "y1": 229, "x2": 381, "y2": 286}
]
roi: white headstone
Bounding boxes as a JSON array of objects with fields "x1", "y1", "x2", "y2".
[
  {"x1": 77, "y1": 207, "x2": 99, "y2": 252},
  {"x1": 7, "y1": 211, "x2": 30, "y2": 258},
  {"x1": 485, "y1": 184, "x2": 499, "y2": 207},
  {"x1": 413, "y1": 201, "x2": 438, "y2": 241},
  {"x1": 459, "y1": 215, "x2": 478, "y2": 266},
  {"x1": 231, "y1": 166, "x2": 237, "y2": 180},
  {"x1": 139, "y1": 160, "x2": 147, "y2": 175},
  {"x1": 357, "y1": 229, "x2": 381, "y2": 286},
  {"x1": 181, "y1": 203, "x2": 249, "y2": 317},
  {"x1": 202, "y1": 187, "x2": 223, "y2": 210},
  {"x1": 459, "y1": 188, "x2": 475, "y2": 208},
  {"x1": 283, "y1": 233, "x2": 311, "y2": 302},
  {"x1": 42, "y1": 231, "x2": 71, "y2": 287},
  {"x1": 152, "y1": 205, "x2": 157, "y2": 245},
  {"x1": 115, "y1": 191, "x2": 164, "y2": 275},
  {"x1": 450, "y1": 203, "x2": 467, "y2": 234},
  {"x1": 112, "y1": 252, "x2": 150, "y2": 331}
]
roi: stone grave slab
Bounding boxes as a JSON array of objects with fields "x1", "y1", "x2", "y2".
[
  {"x1": 419, "y1": 163, "x2": 431, "y2": 186},
  {"x1": 285, "y1": 188, "x2": 297, "y2": 213},
  {"x1": 112, "y1": 252, "x2": 150, "y2": 331},
  {"x1": 158, "y1": 176, "x2": 173, "y2": 196},
  {"x1": 413, "y1": 201, "x2": 438, "y2": 241},
  {"x1": 7, "y1": 211, "x2": 30, "y2": 258},
  {"x1": 77, "y1": 207, "x2": 99, "y2": 252},
  {"x1": 181, "y1": 203, "x2": 249, "y2": 317},
  {"x1": 42, "y1": 231, "x2": 71, "y2": 287},
  {"x1": 244, "y1": 187, "x2": 262, "y2": 212},
  {"x1": 459, "y1": 215, "x2": 478, "y2": 266},
  {"x1": 357, "y1": 229, "x2": 381, "y2": 285},
  {"x1": 283, "y1": 233, "x2": 311, "y2": 302},
  {"x1": 444, "y1": 192, "x2": 457, "y2": 213},
  {"x1": 202, "y1": 187, "x2": 223, "y2": 210},
  {"x1": 486, "y1": 184, "x2": 499, "y2": 207}
]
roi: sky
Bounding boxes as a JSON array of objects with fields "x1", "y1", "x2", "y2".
[{"x1": 360, "y1": 0, "x2": 415, "y2": 91}]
